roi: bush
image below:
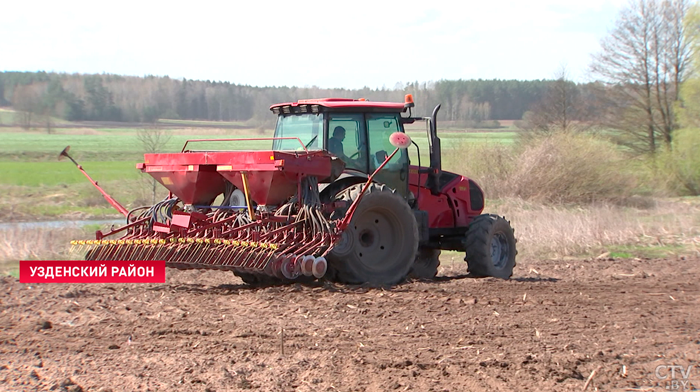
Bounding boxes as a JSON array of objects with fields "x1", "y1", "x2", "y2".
[
  {"x1": 656, "y1": 128, "x2": 700, "y2": 196},
  {"x1": 442, "y1": 140, "x2": 516, "y2": 199},
  {"x1": 510, "y1": 133, "x2": 635, "y2": 203},
  {"x1": 444, "y1": 133, "x2": 636, "y2": 204}
]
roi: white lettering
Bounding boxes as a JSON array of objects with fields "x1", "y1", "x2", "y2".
[
  {"x1": 137, "y1": 266, "x2": 145, "y2": 277},
  {"x1": 128, "y1": 265, "x2": 136, "y2": 277},
  {"x1": 30, "y1": 266, "x2": 38, "y2": 276},
  {"x1": 145, "y1": 266, "x2": 154, "y2": 277},
  {"x1": 680, "y1": 365, "x2": 693, "y2": 380},
  {"x1": 98, "y1": 265, "x2": 107, "y2": 277},
  {"x1": 112, "y1": 266, "x2": 119, "y2": 276},
  {"x1": 44, "y1": 267, "x2": 54, "y2": 279}
]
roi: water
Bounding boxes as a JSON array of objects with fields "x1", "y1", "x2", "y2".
[{"x1": 0, "y1": 219, "x2": 125, "y2": 231}]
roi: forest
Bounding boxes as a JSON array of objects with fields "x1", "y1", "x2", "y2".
[{"x1": 0, "y1": 71, "x2": 575, "y2": 124}]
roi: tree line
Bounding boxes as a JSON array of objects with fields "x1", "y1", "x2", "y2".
[{"x1": 0, "y1": 71, "x2": 580, "y2": 125}]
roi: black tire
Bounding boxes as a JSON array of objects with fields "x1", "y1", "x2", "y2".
[
  {"x1": 409, "y1": 248, "x2": 440, "y2": 279},
  {"x1": 233, "y1": 271, "x2": 317, "y2": 286},
  {"x1": 233, "y1": 271, "x2": 282, "y2": 285},
  {"x1": 464, "y1": 214, "x2": 516, "y2": 279},
  {"x1": 327, "y1": 183, "x2": 418, "y2": 285}
]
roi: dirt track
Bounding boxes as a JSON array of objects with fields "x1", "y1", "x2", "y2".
[{"x1": 1, "y1": 256, "x2": 699, "y2": 392}]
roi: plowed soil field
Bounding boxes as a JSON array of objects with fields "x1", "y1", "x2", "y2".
[{"x1": 1, "y1": 256, "x2": 699, "y2": 391}]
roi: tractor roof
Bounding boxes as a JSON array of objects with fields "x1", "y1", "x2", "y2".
[{"x1": 270, "y1": 98, "x2": 407, "y2": 114}]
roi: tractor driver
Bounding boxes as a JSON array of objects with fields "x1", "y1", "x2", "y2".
[
  {"x1": 329, "y1": 126, "x2": 364, "y2": 170},
  {"x1": 328, "y1": 126, "x2": 351, "y2": 161}
]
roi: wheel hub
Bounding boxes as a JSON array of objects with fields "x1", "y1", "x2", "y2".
[
  {"x1": 359, "y1": 229, "x2": 376, "y2": 248},
  {"x1": 352, "y1": 209, "x2": 399, "y2": 270}
]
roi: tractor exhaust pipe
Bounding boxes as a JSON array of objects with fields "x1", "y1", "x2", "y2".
[{"x1": 427, "y1": 105, "x2": 442, "y2": 195}]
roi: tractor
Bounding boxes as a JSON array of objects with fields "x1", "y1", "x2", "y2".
[{"x1": 64, "y1": 95, "x2": 516, "y2": 285}]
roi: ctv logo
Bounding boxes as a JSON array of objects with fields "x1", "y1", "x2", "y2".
[{"x1": 655, "y1": 365, "x2": 694, "y2": 390}]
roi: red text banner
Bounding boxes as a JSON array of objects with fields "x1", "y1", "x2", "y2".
[{"x1": 19, "y1": 260, "x2": 166, "y2": 283}]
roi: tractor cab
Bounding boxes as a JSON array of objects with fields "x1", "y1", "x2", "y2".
[{"x1": 270, "y1": 98, "x2": 412, "y2": 197}]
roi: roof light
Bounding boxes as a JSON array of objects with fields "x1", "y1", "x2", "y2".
[{"x1": 404, "y1": 94, "x2": 415, "y2": 108}]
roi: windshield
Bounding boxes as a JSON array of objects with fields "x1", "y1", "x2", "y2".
[{"x1": 272, "y1": 113, "x2": 324, "y2": 151}]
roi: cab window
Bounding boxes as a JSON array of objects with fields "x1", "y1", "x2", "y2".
[
  {"x1": 327, "y1": 113, "x2": 367, "y2": 172},
  {"x1": 366, "y1": 113, "x2": 408, "y2": 196},
  {"x1": 366, "y1": 114, "x2": 406, "y2": 170},
  {"x1": 273, "y1": 113, "x2": 324, "y2": 151}
]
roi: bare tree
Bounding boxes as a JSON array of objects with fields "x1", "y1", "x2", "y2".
[
  {"x1": 12, "y1": 85, "x2": 41, "y2": 130},
  {"x1": 137, "y1": 124, "x2": 172, "y2": 203},
  {"x1": 519, "y1": 65, "x2": 590, "y2": 134},
  {"x1": 590, "y1": 0, "x2": 693, "y2": 154}
]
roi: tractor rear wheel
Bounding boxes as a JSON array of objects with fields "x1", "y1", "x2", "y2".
[
  {"x1": 464, "y1": 214, "x2": 516, "y2": 279},
  {"x1": 409, "y1": 248, "x2": 440, "y2": 279},
  {"x1": 328, "y1": 183, "x2": 418, "y2": 285}
]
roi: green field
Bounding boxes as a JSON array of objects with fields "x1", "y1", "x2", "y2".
[
  {"x1": 0, "y1": 108, "x2": 70, "y2": 126},
  {"x1": 0, "y1": 131, "x2": 276, "y2": 160},
  {"x1": 0, "y1": 119, "x2": 519, "y2": 220},
  {"x1": 0, "y1": 126, "x2": 517, "y2": 183},
  {"x1": 0, "y1": 161, "x2": 141, "y2": 186}
]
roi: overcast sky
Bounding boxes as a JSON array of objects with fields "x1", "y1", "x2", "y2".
[{"x1": 2, "y1": 0, "x2": 628, "y2": 89}]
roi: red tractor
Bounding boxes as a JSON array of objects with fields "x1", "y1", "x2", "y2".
[{"x1": 64, "y1": 95, "x2": 516, "y2": 285}]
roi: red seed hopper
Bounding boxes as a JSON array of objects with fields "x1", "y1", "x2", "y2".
[{"x1": 140, "y1": 149, "x2": 334, "y2": 206}]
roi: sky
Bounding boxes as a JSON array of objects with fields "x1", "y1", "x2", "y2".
[{"x1": 2, "y1": 0, "x2": 629, "y2": 89}]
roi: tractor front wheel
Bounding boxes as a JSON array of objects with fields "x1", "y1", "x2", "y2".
[
  {"x1": 328, "y1": 183, "x2": 418, "y2": 285},
  {"x1": 464, "y1": 214, "x2": 516, "y2": 279}
]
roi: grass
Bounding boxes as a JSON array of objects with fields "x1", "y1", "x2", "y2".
[
  {"x1": 0, "y1": 177, "x2": 172, "y2": 220},
  {"x1": 489, "y1": 197, "x2": 700, "y2": 260},
  {"x1": 0, "y1": 108, "x2": 15, "y2": 125},
  {"x1": 0, "y1": 108, "x2": 70, "y2": 126},
  {"x1": 0, "y1": 130, "x2": 273, "y2": 162},
  {"x1": 0, "y1": 124, "x2": 516, "y2": 187},
  {"x1": 405, "y1": 125, "x2": 517, "y2": 168},
  {"x1": 0, "y1": 161, "x2": 141, "y2": 186},
  {"x1": 0, "y1": 223, "x2": 104, "y2": 276},
  {"x1": 605, "y1": 244, "x2": 687, "y2": 259}
]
